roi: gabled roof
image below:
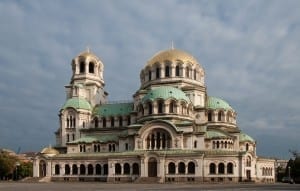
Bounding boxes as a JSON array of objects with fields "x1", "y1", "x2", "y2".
[{"x1": 93, "y1": 102, "x2": 133, "y2": 117}]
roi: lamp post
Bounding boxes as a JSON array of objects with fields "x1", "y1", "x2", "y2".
[
  {"x1": 288, "y1": 166, "x2": 291, "y2": 179},
  {"x1": 15, "y1": 162, "x2": 20, "y2": 181}
]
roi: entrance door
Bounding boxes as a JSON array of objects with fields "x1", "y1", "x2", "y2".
[
  {"x1": 246, "y1": 170, "x2": 251, "y2": 181},
  {"x1": 39, "y1": 160, "x2": 46, "y2": 177},
  {"x1": 148, "y1": 157, "x2": 157, "y2": 177}
]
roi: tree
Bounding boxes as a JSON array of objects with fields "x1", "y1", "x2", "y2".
[{"x1": 0, "y1": 150, "x2": 17, "y2": 180}]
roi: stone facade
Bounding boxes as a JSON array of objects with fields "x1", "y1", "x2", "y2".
[{"x1": 33, "y1": 48, "x2": 275, "y2": 183}]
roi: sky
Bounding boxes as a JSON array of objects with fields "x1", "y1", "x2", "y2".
[{"x1": 0, "y1": 0, "x2": 299, "y2": 159}]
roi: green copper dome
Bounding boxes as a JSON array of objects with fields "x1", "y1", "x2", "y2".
[
  {"x1": 62, "y1": 97, "x2": 91, "y2": 110},
  {"x1": 142, "y1": 86, "x2": 190, "y2": 103},
  {"x1": 239, "y1": 132, "x2": 255, "y2": 143},
  {"x1": 207, "y1": 96, "x2": 233, "y2": 110}
]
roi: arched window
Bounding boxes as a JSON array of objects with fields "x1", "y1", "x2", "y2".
[
  {"x1": 103, "y1": 164, "x2": 108, "y2": 175},
  {"x1": 218, "y1": 111, "x2": 222, "y2": 121},
  {"x1": 65, "y1": 164, "x2": 70, "y2": 175},
  {"x1": 165, "y1": 65, "x2": 170, "y2": 77},
  {"x1": 175, "y1": 65, "x2": 180, "y2": 76},
  {"x1": 194, "y1": 69, "x2": 197, "y2": 80},
  {"x1": 218, "y1": 163, "x2": 225, "y2": 174},
  {"x1": 209, "y1": 163, "x2": 216, "y2": 174},
  {"x1": 148, "y1": 102, "x2": 153, "y2": 115},
  {"x1": 158, "y1": 100, "x2": 163, "y2": 113},
  {"x1": 194, "y1": 141, "x2": 197, "y2": 148},
  {"x1": 102, "y1": 117, "x2": 106, "y2": 128},
  {"x1": 246, "y1": 156, "x2": 251, "y2": 167},
  {"x1": 216, "y1": 141, "x2": 220, "y2": 149},
  {"x1": 118, "y1": 116, "x2": 123, "y2": 127},
  {"x1": 89, "y1": 62, "x2": 94, "y2": 73},
  {"x1": 72, "y1": 164, "x2": 78, "y2": 175},
  {"x1": 67, "y1": 134, "x2": 70, "y2": 142},
  {"x1": 110, "y1": 117, "x2": 114, "y2": 127},
  {"x1": 55, "y1": 164, "x2": 60, "y2": 175},
  {"x1": 80, "y1": 62, "x2": 85, "y2": 73},
  {"x1": 148, "y1": 70, "x2": 152, "y2": 81},
  {"x1": 169, "y1": 101, "x2": 175, "y2": 113},
  {"x1": 227, "y1": 163, "x2": 233, "y2": 174},
  {"x1": 88, "y1": 164, "x2": 93, "y2": 175},
  {"x1": 80, "y1": 164, "x2": 85, "y2": 175},
  {"x1": 95, "y1": 118, "x2": 99, "y2": 128},
  {"x1": 95, "y1": 164, "x2": 101, "y2": 175},
  {"x1": 178, "y1": 162, "x2": 185, "y2": 174},
  {"x1": 188, "y1": 162, "x2": 195, "y2": 174},
  {"x1": 132, "y1": 163, "x2": 139, "y2": 175},
  {"x1": 115, "y1": 163, "x2": 121, "y2": 174},
  {"x1": 186, "y1": 67, "x2": 190, "y2": 78},
  {"x1": 246, "y1": 143, "x2": 249, "y2": 151},
  {"x1": 123, "y1": 163, "x2": 130, "y2": 175},
  {"x1": 156, "y1": 67, "x2": 160, "y2": 79},
  {"x1": 67, "y1": 118, "x2": 69, "y2": 128},
  {"x1": 208, "y1": 111, "x2": 212, "y2": 121},
  {"x1": 127, "y1": 116, "x2": 131, "y2": 125},
  {"x1": 168, "y1": 162, "x2": 175, "y2": 174}
]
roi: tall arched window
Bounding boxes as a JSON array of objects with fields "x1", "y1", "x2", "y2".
[
  {"x1": 123, "y1": 163, "x2": 130, "y2": 175},
  {"x1": 65, "y1": 164, "x2": 70, "y2": 175},
  {"x1": 178, "y1": 162, "x2": 185, "y2": 174},
  {"x1": 227, "y1": 163, "x2": 233, "y2": 174},
  {"x1": 194, "y1": 141, "x2": 197, "y2": 148},
  {"x1": 148, "y1": 102, "x2": 153, "y2": 115},
  {"x1": 156, "y1": 67, "x2": 160, "y2": 79},
  {"x1": 132, "y1": 163, "x2": 139, "y2": 175},
  {"x1": 95, "y1": 118, "x2": 99, "y2": 128},
  {"x1": 209, "y1": 163, "x2": 216, "y2": 174},
  {"x1": 165, "y1": 65, "x2": 170, "y2": 77},
  {"x1": 193, "y1": 69, "x2": 197, "y2": 80},
  {"x1": 148, "y1": 70, "x2": 152, "y2": 81},
  {"x1": 158, "y1": 100, "x2": 163, "y2": 113},
  {"x1": 188, "y1": 162, "x2": 195, "y2": 174},
  {"x1": 175, "y1": 65, "x2": 180, "y2": 76},
  {"x1": 115, "y1": 163, "x2": 121, "y2": 174},
  {"x1": 168, "y1": 162, "x2": 175, "y2": 174},
  {"x1": 80, "y1": 164, "x2": 86, "y2": 175},
  {"x1": 80, "y1": 62, "x2": 85, "y2": 73},
  {"x1": 102, "y1": 117, "x2": 106, "y2": 128},
  {"x1": 72, "y1": 164, "x2": 78, "y2": 175},
  {"x1": 55, "y1": 164, "x2": 60, "y2": 175},
  {"x1": 110, "y1": 117, "x2": 114, "y2": 127},
  {"x1": 88, "y1": 164, "x2": 93, "y2": 175},
  {"x1": 169, "y1": 101, "x2": 175, "y2": 113},
  {"x1": 95, "y1": 164, "x2": 101, "y2": 175},
  {"x1": 186, "y1": 67, "x2": 190, "y2": 78},
  {"x1": 103, "y1": 164, "x2": 108, "y2": 175},
  {"x1": 246, "y1": 143, "x2": 249, "y2": 151},
  {"x1": 127, "y1": 116, "x2": 131, "y2": 125},
  {"x1": 89, "y1": 62, "x2": 94, "y2": 73},
  {"x1": 118, "y1": 116, "x2": 123, "y2": 127},
  {"x1": 218, "y1": 163, "x2": 225, "y2": 174},
  {"x1": 246, "y1": 156, "x2": 251, "y2": 167},
  {"x1": 208, "y1": 111, "x2": 212, "y2": 121},
  {"x1": 218, "y1": 111, "x2": 222, "y2": 121}
]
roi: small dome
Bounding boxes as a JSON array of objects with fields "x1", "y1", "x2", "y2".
[
  {"x1": 41, "y1": 147, "x2": 59, "y2": 156},
  {"x1": 142, "y1": 86, "x2": 190, "y2": 103},
  {"x1": 146, "y1": 48, "x2": 200, "y2": 67},
  {"x1": 239, "y1": 132, "x2": 255, "y2": 143},
  {"x1": 62, "y1": 97, "x2": 91, "y2": 110},
  {"x1": 207, "y1": 96, "x2": 234, "y2": 111}
]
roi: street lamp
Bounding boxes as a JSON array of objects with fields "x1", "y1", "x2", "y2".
[
  {"x1": 288, "y1": 166, "x2": 291, "y2": 178},
  {"x1": 15, "y1": 162, "x2": 20, "y2": 181}
]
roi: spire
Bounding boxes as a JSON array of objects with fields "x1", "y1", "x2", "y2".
[
  {"x1": 86, "y1": 46, "x2": 90, "y2": 53},
  {"x1": 171, "y1": 41, "x2": 174, "y2": 49}
]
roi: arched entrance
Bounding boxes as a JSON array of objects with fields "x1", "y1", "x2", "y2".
[
  {"x1": 39, "y1": 160, "x2": 46, "y2": 177},
  {"x1": 148, "y1": 157, "x2": 157, "y2": 177}
]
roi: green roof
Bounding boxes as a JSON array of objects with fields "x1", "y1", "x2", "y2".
[
  {"x1": 94, "y1": 103, "x2": 133, "y2": 117},
  {"x1": 142, "y1": 86, "x2": 190, "y2": 103},
  {"x1": 206, "y1": 130, "x2": 231, "y2": 139},
  {"x1": 207, "y1": 96, "x2": 233, "y2": 110},
  {"x1": 62, "y1": 97, "x2": 91, "y2": 110},
  {"x1": 239, "y1": 132, "x2": 255, "y2": 143},
  {"x1": 69, "y1": 135, "x2": 119, "y2": 144}
]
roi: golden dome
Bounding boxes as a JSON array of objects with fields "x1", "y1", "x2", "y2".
[
  {"x1": 41, "y1": 147, "x2": 59, "y2": 156},
  {"x1": 146, "y1": 48, "x2": 200, "y2": 67}
]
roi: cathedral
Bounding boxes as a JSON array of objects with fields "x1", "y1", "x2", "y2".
[{"x1": 33, "y1": 47, "x2": 275, "y2": 183}]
